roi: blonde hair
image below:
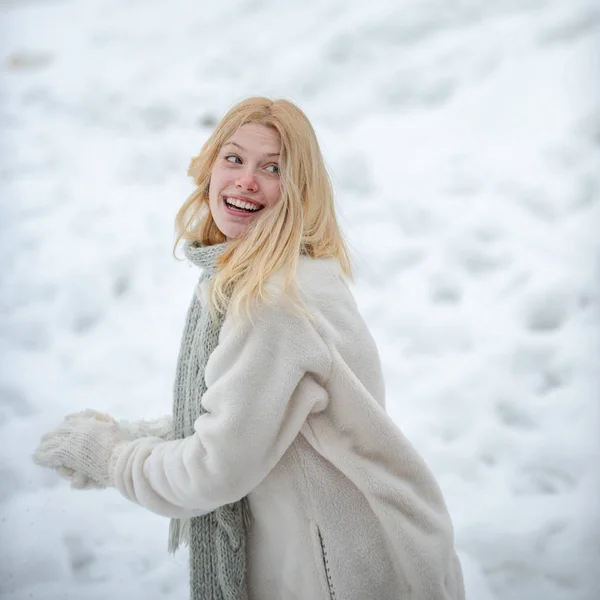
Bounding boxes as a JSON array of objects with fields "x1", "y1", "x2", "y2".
[{"x1": 175, "y1": 96, "x2": 352, "y2": 321}]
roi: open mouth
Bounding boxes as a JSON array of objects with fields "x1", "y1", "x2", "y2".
[{"x1": 223, "y1": 196, "x2": 264, "y2": 214}]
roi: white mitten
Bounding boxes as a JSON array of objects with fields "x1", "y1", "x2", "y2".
[
  {"x1": 55, "y1": 465, "x2": 104, "y2": 489},
  {"x1": 33, "y1": 412, "x2": 130, "y2": 489},
  {"x1": 46, "y1": 410, "x2": 172, "y2": 489},
  {"x1": 119, "y1": 415, "x2": 173, "y2": 441}
]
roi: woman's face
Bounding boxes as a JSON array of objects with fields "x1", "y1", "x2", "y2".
[{"x1": 209, "y1": 123, "x2": 282, "y2": 240}]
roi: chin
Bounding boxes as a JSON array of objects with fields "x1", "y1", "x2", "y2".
[{"x1": 217, "y1": 222, "x2": 247, "y2": 240}]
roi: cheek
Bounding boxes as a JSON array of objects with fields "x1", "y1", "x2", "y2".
[
  {"x1": 266, "y1": 180, "x2": 282, "y2": 207},
  {"x1": 209, "y1": 165, "x2": 228, "y2": 195},
  {"x1": 208, "y1": 185, "x2": 219, "y2": 212}
]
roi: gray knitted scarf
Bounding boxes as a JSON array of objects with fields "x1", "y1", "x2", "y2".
[{"x1": 168, "y1": 239, "x2": 250, "y2": 600}]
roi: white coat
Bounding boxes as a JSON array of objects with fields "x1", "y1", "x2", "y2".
[{"x1": 109, "y1": 256, "x2": 465, "y2": 600}]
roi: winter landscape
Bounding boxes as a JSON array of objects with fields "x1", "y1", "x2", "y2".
[{"x1": 1, "y1": 0, "x2": 599, "y2": 599}]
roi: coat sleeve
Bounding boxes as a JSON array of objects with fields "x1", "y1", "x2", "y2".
[{"x1": 109, "y1": 299, "x2": 332, "y2": 518}]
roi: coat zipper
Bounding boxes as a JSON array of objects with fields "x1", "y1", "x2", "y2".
[{"x1": 316, "y1": 526, "x2": 337, "y2": 600}]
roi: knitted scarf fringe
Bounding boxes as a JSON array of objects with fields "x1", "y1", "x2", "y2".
[{"x1": 168, "y1": 499, "x2": 253, "y2": 554}]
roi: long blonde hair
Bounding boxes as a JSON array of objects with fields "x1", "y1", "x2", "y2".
[{"x1": 175, "y1": 96, "x2": 352, "y2": 321}]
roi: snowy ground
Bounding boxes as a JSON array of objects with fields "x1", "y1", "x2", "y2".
[{"x1": 1, "y1": 0, "x2": 599, "y2": 599}]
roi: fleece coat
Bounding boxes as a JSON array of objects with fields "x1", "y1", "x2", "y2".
[{"x1": 109, "y1": 256, "x2": 465, "y2": 600}]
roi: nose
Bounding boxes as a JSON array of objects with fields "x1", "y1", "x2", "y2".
[{"x1": 235, "y1": 169, "x2": 259, "y2": 193}]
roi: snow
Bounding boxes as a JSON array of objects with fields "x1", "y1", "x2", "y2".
[{"x1": 1, "y1": 0, "x2": 598, "y2": 599}]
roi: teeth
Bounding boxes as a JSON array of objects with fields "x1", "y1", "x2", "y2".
[{"x1": 225, "y1": 197, "x2": 261, "y2": 211}]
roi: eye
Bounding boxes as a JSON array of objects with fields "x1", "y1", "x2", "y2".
[
  {"x1": 265, "y1": 163, "x2": 280, "y2": 175},
  {"x1": 225, "y1": 154, "x2": 242, "y2": 164}
]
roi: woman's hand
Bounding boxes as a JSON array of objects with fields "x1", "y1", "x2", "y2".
[{"x1": 33, "y1": 410, "x2": 129, "y2": 489}]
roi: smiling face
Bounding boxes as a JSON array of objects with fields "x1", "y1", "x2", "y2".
[{"x1": 208, "y1": 123, "x2": 282, "y2": 240}]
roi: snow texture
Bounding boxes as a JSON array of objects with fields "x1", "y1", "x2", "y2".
[{"x1": 1, "y1": 0, "x2": 599, "y2": 599}]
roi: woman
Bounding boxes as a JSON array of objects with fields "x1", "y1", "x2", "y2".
[{"x1": 34, "y1": 97, "x2": 465, "y2": 600}]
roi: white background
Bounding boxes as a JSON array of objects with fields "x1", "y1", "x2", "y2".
[{"x1": 1, "y1": 0, "x2": 599, "y2": 599}]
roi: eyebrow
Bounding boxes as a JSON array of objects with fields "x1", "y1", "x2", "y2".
[{"x1": 223, "y1": 141, "x2": 280, "y2": 157}]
